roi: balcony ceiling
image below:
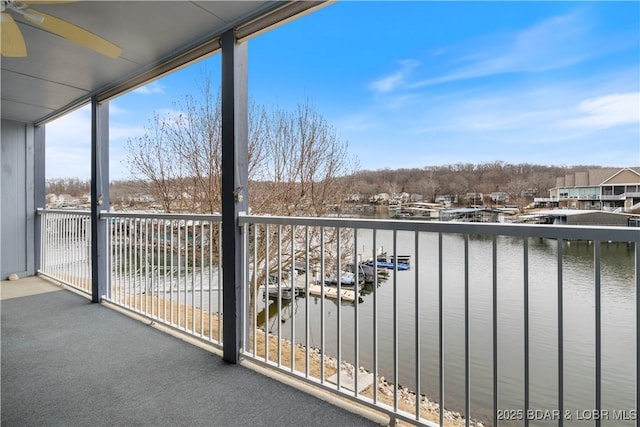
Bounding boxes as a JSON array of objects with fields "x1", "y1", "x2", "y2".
[{"x1": 1, "y1": 1, "x2": 322, "y2": 125}]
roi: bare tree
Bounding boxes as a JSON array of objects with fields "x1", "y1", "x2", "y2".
[
  {"x1": 246, "y1": 101, "x2": 358, "y2": 322},
  {"x1": 251, "y1": 100, "x2": 356, "y2": 216},
  {"x1": 125, "y1": 112, "x2": 186, "y2": 212},
  {"x1": 124, "y1": 76, "x2": 358, "y2": 324}
]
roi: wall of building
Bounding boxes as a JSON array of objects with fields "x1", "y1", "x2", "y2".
[
  {"x1": 566, "y1": 212, "x2": 631, "y2": 227},
  {"x1": 1, "y1": 119, "x2": 35, "y2": 279}
]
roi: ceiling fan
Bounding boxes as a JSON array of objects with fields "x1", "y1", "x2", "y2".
[{"x1": 0, "y1": 0, "x2": 121, "y2": 58}]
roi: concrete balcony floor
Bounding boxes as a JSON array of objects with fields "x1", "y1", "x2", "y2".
[{"x1": 1, "y1": 277, "x2": 381, "y2": 427}]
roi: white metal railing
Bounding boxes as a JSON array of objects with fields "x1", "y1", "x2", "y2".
[
  {"x1": 239, "y1": 214, "x2": 639, "y2": 427},
  {"x1": 38, "y1": 209, "x2": 92, "y2": 294},
  {"x1": 102, "y1": 211, "x2": 224, "y2": 347},
  {"x1": 37, "y1": 208, "x2": 639, "y2": 426}
]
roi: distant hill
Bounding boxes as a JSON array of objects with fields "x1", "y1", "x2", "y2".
[
  {"x1": 346, "y1": 162, "x2": 619, "y2": 205},
  {"x1": 47, "y1": 162, "x2": 623, "y2": 209}
]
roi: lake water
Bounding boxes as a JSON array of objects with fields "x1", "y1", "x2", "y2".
[{"x1": 262, "y1": 231, "x2": 636, "y2": 426}]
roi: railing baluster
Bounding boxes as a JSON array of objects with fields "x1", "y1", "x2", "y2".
[
  {"x1": 191, "y1": 221, "x2": 196, "y2": 334},
  {"x1": 265, "y1": 223, "x2": 270, "y2": 363},
  {"x1": 57, "y1": 214, "x2": 62, "y2": 278},
  {"x1": 157, "y1": 219, "x2": 162, "y2": 321},
  {"x1": 218, "y1": 221, "x2": 223, "y2": 344},
  {"x1": 59, "y1": 214, "x2": 64, "y2": 281},
  {"x1": 277, "y1": 224, "x2": 282, "y2": 367},
  {"x1": 594, "y1": 240, "x2": 601, "y2": 427},
  {"x1": 73, "y1": 213, "x2": 77, "y2": 284},
  {"x1": 53, "y1": 214, "x2": 56, "y2": 278},
  {"x1": 251, "y1": 222, "x2": 257, "y2": 355},
  {"x1": 137, "y1": 219, "x2": 141, "y2": 311},
  {"x1": 305, "y1": 225, "x2": 310, "y2": 378},
  {"x1": 168, "y1": 220, "x2": 173, "y2": 327},
  {"x1": 129, "y1": 218, "x2": 133, "y2": 309},
  {"x1": 290, "y1": 224, "x2": 296, "y2": 373},
  {"x1": 187, "y1": 221, "x2": 191, "y2": 332},
  {"x1": 177, "y1": 221, "x2": 181, "y2": 328},
  {"x1": 492, "y1": 235, "x2": 498, "y2": 427},
  {"x1": 414, "y1": 230, "x2": 420, "y2": 421},
  {"x1": 354, "y1": 228, "x2": 360, "y2": 398},
  {"x1": 337, "y1": 226, "x2": 342, "y2": 391},
  {"x1": 524, "y1": 237, "x2": 530, "y2": 427},
  {"x1": 320, "y1": 226, "x2": 325, "y2": 384},
  {"x1": 373, "y1": 228, "x2": 378, "y2": 404},
  {"x1": 557, "y1": 238, "x2": 564, "y2": 427},
  {"x1": 62, "y1": 213, "x2": 68, "y2": 281},
  {"x1": 163, "y1": 219, "x2": 168, "y2": 323},
  {"x1": 200, "y1": 222, "x2": 205, "y2": 337},
  {"x1": 215, "y1": 223, "x2": 220, "y2": 344},
  {"x1": 439, "y1": 231, "x2": 444, "y2": 427},
  {"x1": 464, "y1": 233, "x2": 470, "y2": 427},
  {"x1": 145, "y1": 218, "x2": 149, "y2": 315},
  {"x1": 393, "y1": 229, "x2": 399, "y2": 412}
]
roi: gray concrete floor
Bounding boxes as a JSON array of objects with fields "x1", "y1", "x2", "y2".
[{"x1": 1, "y1": 276, "x2": 385, "y2": 427}]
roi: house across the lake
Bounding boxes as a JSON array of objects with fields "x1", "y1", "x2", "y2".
[{"x1": 542, "y1": 167, "x2": 640, "y2": 213}]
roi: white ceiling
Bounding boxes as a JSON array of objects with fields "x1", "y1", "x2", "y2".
[{"x1": 1, "y1": 1, "x2": 324, "y2": 125}]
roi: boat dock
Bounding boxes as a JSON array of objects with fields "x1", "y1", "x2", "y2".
[{"x1": 307, "y1": 284, "x2": 357, "y2": 302}]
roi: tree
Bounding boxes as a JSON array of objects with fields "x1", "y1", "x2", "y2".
[
  {"x1": 247, "y1": 100, "x2": 358, "y2": 323},
  {"x1": 125, "y1": 76, "x2": 358, "y2": 324}
]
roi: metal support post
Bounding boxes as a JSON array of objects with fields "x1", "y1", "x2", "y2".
[
  {"x1": 91, "y1": 98, "x2": 110, "y2": 303},
  {"x1": 221, "y1": 29, "x2": 249, "y2": 363},
  {"x1": 33, "y1": 125, "x2": 45, "y2": 272}
]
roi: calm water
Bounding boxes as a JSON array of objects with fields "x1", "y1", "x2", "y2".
[{"x1": 264, "y1": 232, "x2": 636, "y2": 427}]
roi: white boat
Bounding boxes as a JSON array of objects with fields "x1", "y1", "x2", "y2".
[
  {"x1": 259, "y1": 276, "x2": 300, "y2": 301},
  {"x1": 323, "y1": 271, "x2": 362, "y2": 287}
]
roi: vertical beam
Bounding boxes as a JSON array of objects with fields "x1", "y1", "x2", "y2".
[
  {"x1": 33, "y1": 125, "x2": 46, "y2": 273},
  {"x1": 91, "y1": 98, "x2": 110, "y2": 303},
  {"x1": 221, "y1": 29, "x2": 248, "y2": 364},
  {"x1": 25, "y1": 124, "x2": 36, "y2": 275}
]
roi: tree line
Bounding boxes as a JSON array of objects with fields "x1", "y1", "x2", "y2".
[
  {"x1": 347, "y1": 162, "x2": 610, "y2": 205},
  {"x1": 47, "y1": 161, "x2": 614, "y2": 209}
]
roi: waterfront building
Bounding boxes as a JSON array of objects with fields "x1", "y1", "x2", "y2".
[{"x1": 543, "y1": 167, "x2": 640, "y2": 212}]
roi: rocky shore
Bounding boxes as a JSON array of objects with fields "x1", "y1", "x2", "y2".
[{"x1": 302, "y1": 345, "x2": 486, "y2": 427}]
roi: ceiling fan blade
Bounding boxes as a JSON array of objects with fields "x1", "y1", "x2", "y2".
[
  {"x1": 23, "y1": 1, "x2": 78, "y2": 3},
  {"x1": 1, "y1": 13, "x2": 27, "y2": 57},
  {"x1": 24, "y1": 8, "x2": 121, "y2": 58}
]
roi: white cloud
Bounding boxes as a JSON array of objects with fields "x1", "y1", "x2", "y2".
[
  {"x1": 44, "y1": 105, "x2": 154, "y2": 180},
  {"x1": 370, "y1": 59, "x2": 419, "y2": 93},
  {"x1": 46, "y1": 105, "x2": 91, "y2": 144},
  {"x1": 108, "y1": 103, "x2": 128, "y2": 116},
  {"x1": 334, "y1": 112, "x2": 378, "y2": 132},
  {"x1": 410, "y1": 9, "x2": 611, "y2": 88},
  {"x1": 109, "y1": 124, "x2": 147, "y2": 141},
  {"x1": 132, "y1": 81, "x2": 165, "y2": 95},
  {"x1": 557, "y1": 92, "x2": 640, "y2": 130}
]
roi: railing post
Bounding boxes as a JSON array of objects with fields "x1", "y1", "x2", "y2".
[
  {"x1": 221, "y1": 29, "x2": 248, "y2": 363},
  {"x1": 90, "y1": 98, "x2": 110, "y2": 303}
]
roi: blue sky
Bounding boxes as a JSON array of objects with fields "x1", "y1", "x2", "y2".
[{"x1": 46, "y1": 1, "x2": 640, "y2": 180}]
